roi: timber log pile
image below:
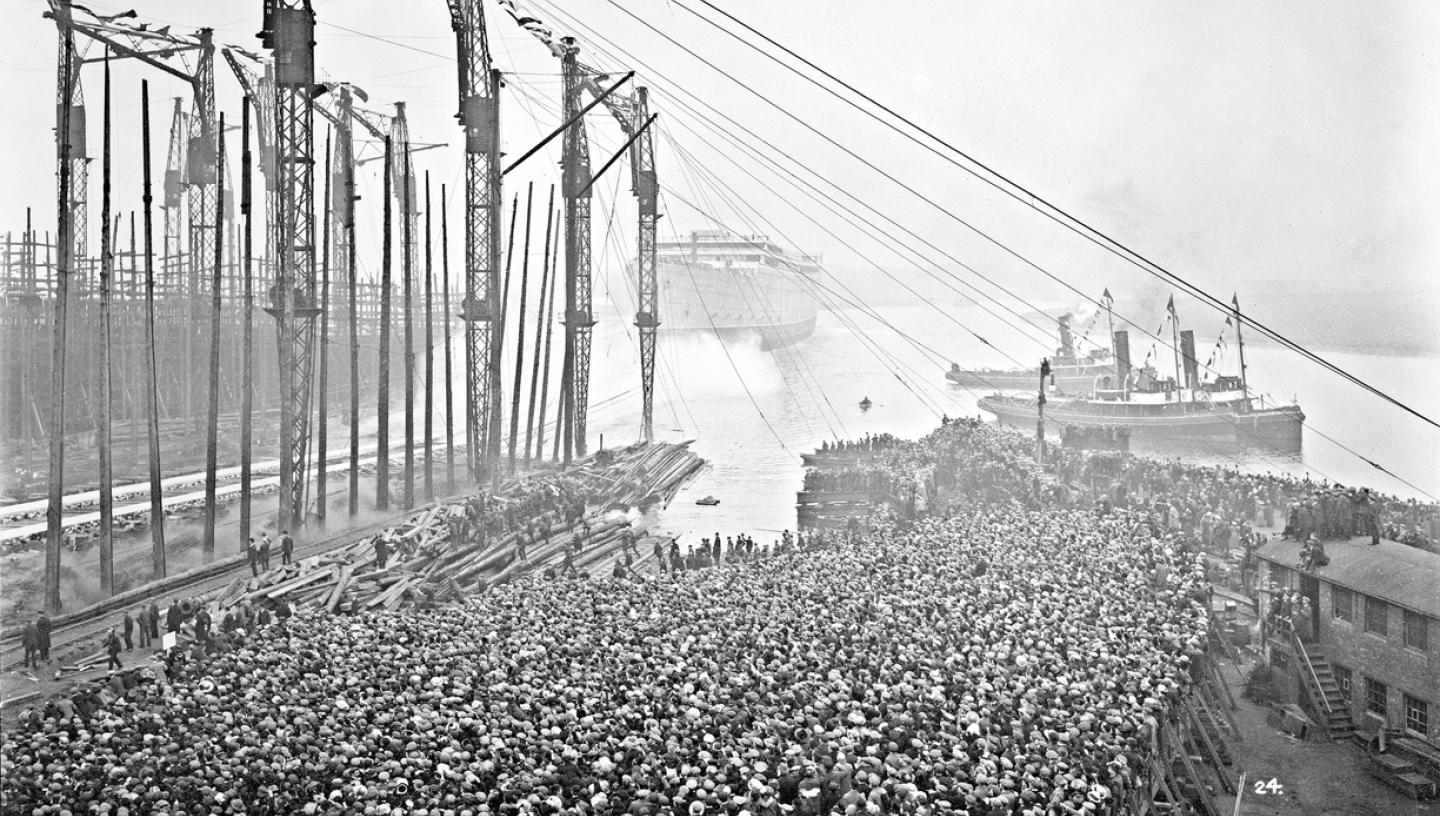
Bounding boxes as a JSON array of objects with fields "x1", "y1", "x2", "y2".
[{"x1": 204, "y1": 442, "x2": 701, "y2": 614}]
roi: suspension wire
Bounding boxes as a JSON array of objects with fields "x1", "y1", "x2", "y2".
[
  {"x1": 530, "y1": 0, "x2": 1063, "y2": 352},
  {"x1": 660, "y1": 120, "x2": 1014, "y2": 406},
  {"x1": 673, "y1": 146, "x2": 847, "y2": 440},
  {"x1": 668, "y1": 0, "x2": 1440, "y2": 433},
  {"x1": 521, "y1": 0, "x2": 1436, "y2": 498},
  {"x1": 663, "y1": 133, "x2": 831, "y2": 439},
  {"x1": 664, "y1": 127, "x2": 948, "y2": 434}
]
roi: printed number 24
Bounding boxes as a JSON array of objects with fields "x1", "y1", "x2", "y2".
[{"x1": 1253, "y1": 778, "x2": 1284, "y2": 795}]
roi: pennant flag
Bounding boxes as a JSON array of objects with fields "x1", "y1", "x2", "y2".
[
  {"x1": 1102, "y1": 287, "x2": 1113, "y2": 304},
  {"x1": 1166, "y1": 294, "x2": 1176, "y2": 315},
  {"x1": 1224, "y1": 316, "x2": 1232, "y2": 327},
  {"x1": 1232, "y1": 292, "x2": 1241, "y2": 309}
]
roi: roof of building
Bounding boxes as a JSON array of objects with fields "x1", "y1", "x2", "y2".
[{"x1": 1257, "y1": 536, "x2": 1440, "y2": 618}]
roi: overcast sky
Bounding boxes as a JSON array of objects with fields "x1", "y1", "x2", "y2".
[{"x1": 3, "y1": 0, "x2": 1438, "y2": 326}]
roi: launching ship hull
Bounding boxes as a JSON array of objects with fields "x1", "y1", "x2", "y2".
[{"x1": 978, "y1": 393, "x2": 1304, "y2": 451}]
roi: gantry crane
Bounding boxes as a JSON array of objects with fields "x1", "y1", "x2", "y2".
[
  {"x1": 51, "y1": 3, "x2": 219, "y2": 434},
  {"x1": 259, "y1": 0, "x2": 319, "y2": 533},
  {"x1": 221, "y1": 48, "x2": 278, "y2": 281},
  {"x1": 590, "y1": 83, "x2": 659, "y2": 442},
  {"x1": 559, "y1": 44, "x2": 594, "y2": 461},
  {"x1": 502, "y1": 6, "x2": 661, "y2": 449},
  {"x1": 162, "y1": 99, "x2": 189, "y2": 292},
  {"x1": 445, "y1": 0, "x2": 504, "y2": 485}
]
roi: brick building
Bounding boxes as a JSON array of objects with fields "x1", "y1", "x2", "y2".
[{"x1": 1256, "y1": 536, "x2": 1438, "y2": 746}]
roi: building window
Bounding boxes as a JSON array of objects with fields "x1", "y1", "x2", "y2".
[
  {"x1": 1366, "y1": 677, "x2": 1388, "y2": 717},
  {"x1": 1403, "y1": 610, "x2": 1429, "y2": 652},
  {"x1": 1332, "y1": 586, "x2": 1353, "y2": 622},
  {"x1": 1364, "y1": 596, "x2": 1388, "y2": 637},
  {"x1": 1333, "y1": 664, "x2": 1352, "y2": 700},
  {"x1": 1404, "y1": 695, "x2": 1429, "y2": 736}
]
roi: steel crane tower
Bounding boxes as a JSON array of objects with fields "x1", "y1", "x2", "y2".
[
  {"x1": 222, "y1": 49, "x2": 279, "y2": 279},
  {"x1": 501, "y1": 7, "x2": 660, "y2": 448},
  {"x1": 560, "y1": 45, "x2": 595, "y2": 462},
  {"x1": 162, "y1": 100, "x2": 188, "y2": 292},
  {"x1": 445, "y1": 0, "x2": 503, "y2": 484},
  {"x1": 260, "y1": 0, "x2": 319, "y2": 532},
  {"x1": 591, "y1": 85, "x2": 659, "y2": 441},
  {"x1": 45, "y1": 1, "x2": 88, "y2": 289}
]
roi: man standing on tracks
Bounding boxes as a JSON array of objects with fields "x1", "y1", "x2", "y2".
[
  {"x1": 259, "y1": 535, "x2": 273, "y2": 572},
  {"x1": 135, "y1": 606, "x2": 151, "y2": 649},
  {"x1": 35, "y1": 612, "x2": 51, "y2": 662},
  {"x1": 246, "y1": 537, "x2": 260, "y2": 577},
  {"x1": 104, "y1": 626, "x2": 123, "y2": 671},
  {"x1": 147, "y1": 600, "x2": 160, "y2": 640},
  {"x1": 21, "y1": 619, "x2": 41, "y2": 668},
  {"x1": 281, "y1": 530, "x2": 294, "y2": 565},
  {"x1": 121, "y1": 609, "x2": 134, "y2": 651},
  {"x1": 166, "y1": 599, "x2": 184, "y2": 634}
]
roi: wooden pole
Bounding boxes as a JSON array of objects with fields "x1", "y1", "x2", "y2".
[
  {"x1": 508, "y1": 183, "x2": 534, "y2": 473},
  {"x1": 46, "y1": 6, "x2": 78, "y2": 612},
  {"x1": 316, "y1": 129, "x2": 331, "y2": 525},
  {"x1": 492, "y1": 193, "x2": 517, "y2": 473},
  {"x1": 239, "y1": 98, "x2": 255, "y2": 550},
  {"x1": 526, "y1": 190, "x2": 555, "y2": 465},
  {"x1": 141, "y1": 81, "x2": 166, "y2": 579},
  {"x1": 202, "y1": 112, "x2": 226, "y2": 557},
  {"x1": 98, "y1": 49, "x2": 115, "y2": 595},
  {"x1": 346, "y1": 127, "x2": 359, "y2": 516},
  {"x1": 423, "y1": 171, "x2": 435, "y2": 500},
  {"x1": 441, "y1": 185, "x2": 455, "y2": 494},
  {"x1": 376, "y1": 135, "x2": 392, "y2": 511},
  {"x1": 402, "y1": 154, "x2": 415, "y2": 510},
  {"x1": 538, "y1": 207, "x2": 560, "y2": 464}
]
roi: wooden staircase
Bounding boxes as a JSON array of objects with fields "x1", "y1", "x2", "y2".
[{"x1": 1292, "y1": 634, "x2": 1355, "y2": 740}]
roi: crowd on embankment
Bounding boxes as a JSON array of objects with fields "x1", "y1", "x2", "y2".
[{"x1": 1, "y1": 419, "x2": 1219, "y2": 816}]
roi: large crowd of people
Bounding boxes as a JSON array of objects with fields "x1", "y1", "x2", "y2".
[{"x1": 1, "y1": 419, "x2": 1218, "y2": 815}]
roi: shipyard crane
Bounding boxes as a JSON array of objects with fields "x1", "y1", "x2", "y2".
[
  {"x1": 50, "y1": 3, "x2": 219, "y2": 435},
  {"x1": 221, "y1": 48, "x2": 279, "y2": 277},
  {"x1": 161, "y1": 99, "x2": 189, "y2": 292},
  {"x1": 444, "y1": 0, "x2": 504, "y2": 484},
  {"x1": 44, "y1": 0, "x2": 89, "y2": 287},
  {"x1": 258, "y1": 0, "x2": 319, "y2": 533},
  {"x1": 500, "y1": 5, "x2": 660, "y2": 449},
  {"x1": 588, "y1": 82, "x2": 659, "y2": 442}
]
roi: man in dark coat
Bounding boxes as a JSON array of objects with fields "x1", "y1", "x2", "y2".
[
  {"x1": 259, "y1": 535, "x2": 272, "y2": 572},
  {"x1": 246, "y1": 537, "x2": 260, "y2": 577},
  {"x1": 35, "y1": 612, "x2": 51, "y2": 662},
  {"x1": 21, "y1": 621, "x2": 41, "y2": 668},
  {"x1": 135, "y1": 606, "x2": 151, "y2": 648},
  {"x1": 121, "y1": 610, "x2": 134, "y2": 651},
  {"x1": 280, "y1": 530, "x2": 294, "y2": 565},
  {"x1": 374, "y1": 535, "x2": 390, "y2": 570},
  {"x1": 104, "y1": 627, "x2": 123, "y2": 671},
  {"x1": 147, "y1": 600, "x2": 160, "y2": 639},
  {"x1": 193, "y1": 605, "x2": 212, "y2": 647},
  {"x1": 166, "y1": 599, "x2": 184, "y2": 634}
]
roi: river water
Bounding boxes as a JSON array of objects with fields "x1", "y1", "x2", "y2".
[{"x1": 577, "y1": 302, "x2": 1440, "y2": 548}]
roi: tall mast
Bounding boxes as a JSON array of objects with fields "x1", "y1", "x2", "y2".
[
  {"x1": 1168, "y1": 295, "x2": 1182, "y2": 400},
  {"x1": 1232, "y1": 293, "x2": 1249, "y2": 400}
]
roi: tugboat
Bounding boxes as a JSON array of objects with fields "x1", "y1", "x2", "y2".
[
  {"x1": 978, "y1": 296, "x2": 1304, "y2": 451},
  {"x1": 948, "y1": 310, "x2": 1112, "y2": 392}
]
